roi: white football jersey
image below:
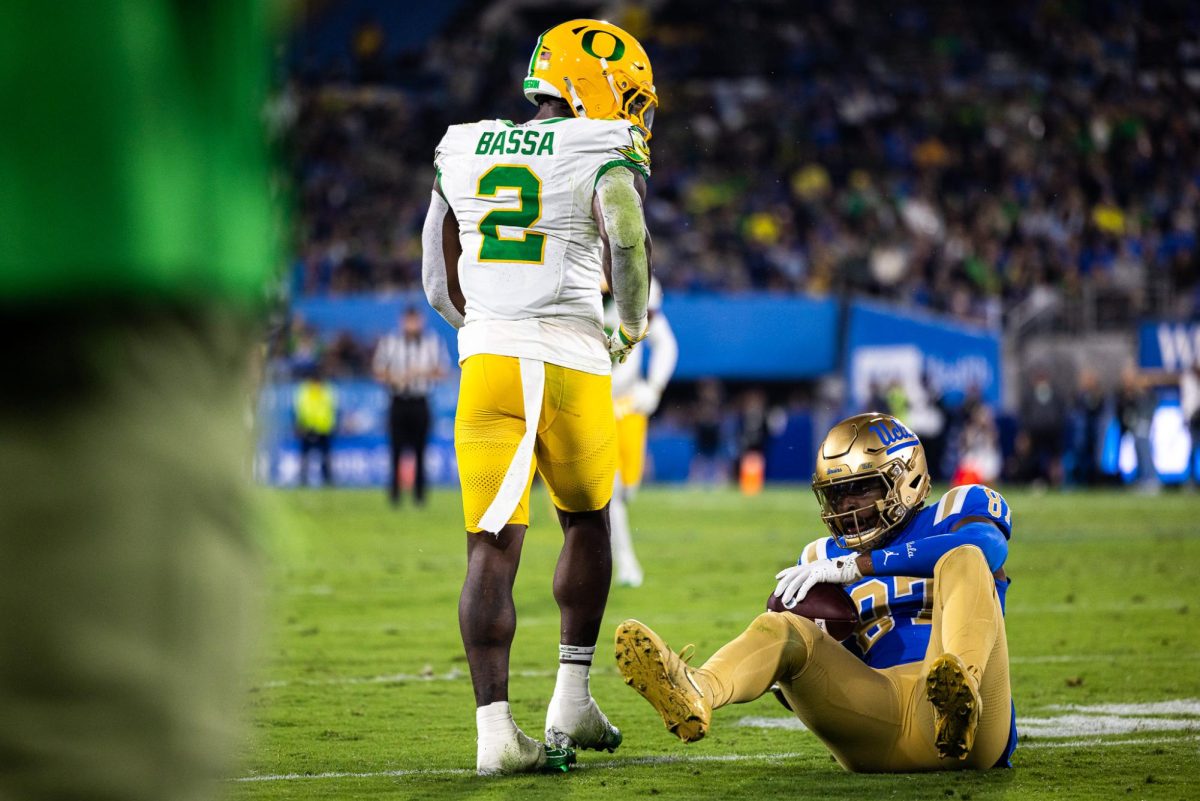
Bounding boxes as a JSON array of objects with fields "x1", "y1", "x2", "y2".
[
  {"x1": 607, "y1": 277, "x2": 663, "y2": 396},
  {"x1": 435, "y1": 117, "x2": 651, "y2": 375}
]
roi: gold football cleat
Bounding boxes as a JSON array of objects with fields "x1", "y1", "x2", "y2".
[
  {"x1": 926, "y1": 653, "x2": 982, "y2": 760},
  {"x1": 615, "y1": 619, "x2": 711, "y2": 742}
]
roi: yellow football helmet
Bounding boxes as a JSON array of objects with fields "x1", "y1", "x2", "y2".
[
  {"x1": 523, "y1": 19, "x2": 658, "y2": 137},
  {"x1": 812, "y1": 412, "x2": 931, "y2": 551}
]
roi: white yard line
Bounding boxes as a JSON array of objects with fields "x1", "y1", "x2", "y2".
[
  {"x1": 737, "y1": 716, "x2": 808, "y2": 731},
  {"x1": 740, "y1": 699, "x2": 1200, "y2": 742},
  {"x1": 257, "y1": 668, "x2": 559, "y2": 689},
  {"x1": 1017, "y1": 715, "x2": 1200, "y2": 738},
  {"x1": 255, "y1": 655, "x2": 1200, "y2": 690},
  {"x1": 235, "y1": 751, "x2": 808, "y2": 783},
  {"x1": 236, "y1": 767, "x2": 471, "y2": 782},
  {"x1": 235, "y1": 736, "x2": 1200, "y2": 784},
  {"x1": 1045, "y1": 699, "x2": 1200, "y2": 716},
  {"x1": 1021, "y1": 735, "x2": 1200, "y2": 750}
]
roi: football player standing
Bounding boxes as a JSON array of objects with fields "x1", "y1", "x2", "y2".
[
  {"x1": 617, "y1": 412, "x2": 1018, "y2": 771},
  {"x1": 422, "y1": 20, "x2": 657, "y2": 775},
  {"x1": 605, "y1": 276, "x2": 678, "y2": 587}
]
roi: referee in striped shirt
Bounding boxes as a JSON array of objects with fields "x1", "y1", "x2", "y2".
[{"x1": 373, "y1": 307, "x2": 450, "y2": 506}]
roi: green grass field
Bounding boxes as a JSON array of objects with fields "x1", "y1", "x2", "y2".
[{"x1": 232, "y1": 486, "x2": 1200, "y2": 800}]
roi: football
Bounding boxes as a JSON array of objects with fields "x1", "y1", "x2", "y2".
[{"x1": 766, "y1": 583, "x2": 860, "y2": 641}]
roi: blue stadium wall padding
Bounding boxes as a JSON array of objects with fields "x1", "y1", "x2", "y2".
[
  {"x1": 293, "y1": 293, "x2": 460, "y2": 362},
  {"x1": 660, "y1": 294, "x2": 840, "y2": 378},
  {"x1": 294, "y1": 292, "x2": 841, "y2": 379}
]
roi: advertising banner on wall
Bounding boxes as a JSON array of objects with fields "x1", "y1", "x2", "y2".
[
  {"x1": 1137, "y1": 320, "x2": 1200, "y2": 371},
  {"x1": 845, "y1": 300, "x2": 1002, "y2": 409}
]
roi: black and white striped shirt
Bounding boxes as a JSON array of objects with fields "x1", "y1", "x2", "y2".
[{"x1": 372, "y1": 332, "x2": 449, "y2": 398}]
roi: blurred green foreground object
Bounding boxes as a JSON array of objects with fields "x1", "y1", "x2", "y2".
[
  {"x1": 0, "y1": 2, "x2": 278, "y2": 800},
  {"x1": 0, "y1": 1, "x2": 276, "y2": 304}
]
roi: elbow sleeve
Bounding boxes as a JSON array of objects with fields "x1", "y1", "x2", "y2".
[
  {"x1": 596, "y1": 169, "x2": 646, "y2": 251},
  {"x1": 421, "y1": 192, "x2": 464, "y2": 329},
  {"x1": 596, "y1": 169, "x2": 649, "y2": 337}
]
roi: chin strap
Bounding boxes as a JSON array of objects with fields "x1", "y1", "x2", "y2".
[
  {"x1": 563, "y1": 77, "x2": 588, "y2": 118},
  {"x1": 600, "y1": 57, "x2": 625, "y2": 115}
]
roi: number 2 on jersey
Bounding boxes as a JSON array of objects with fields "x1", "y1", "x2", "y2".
[{"x1": 476, "y1": 164, "x2": 546, "y2": 264}]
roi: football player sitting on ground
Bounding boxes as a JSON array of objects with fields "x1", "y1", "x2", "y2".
[
  {"x1": 605, "y1": 276, "x2": 678, "y2": 587},
  {"x1": 422, "y1": 19, "x2": 656, "y2": 775},
  {"x1": 617, "y1": 412, "x2": 1018, "y2": 771}
]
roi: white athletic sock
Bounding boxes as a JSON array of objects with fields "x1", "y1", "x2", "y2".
[
  {"x1": 554, "y1": 645, "x2": 594, "y2": 702},
  {"x1": 476, "y1": 700, "x2": 517, "y2": 745},
  {"x1": 546, "y1": 644, "x2": 620, "y2": 747}
]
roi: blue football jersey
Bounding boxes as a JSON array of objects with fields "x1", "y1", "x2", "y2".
[
  {"x1": 798, "y1": 483, "x2": 1017, "y2": 766},
  {"x1": 800, "y1": 483, "x2": 1011, "y2": 667}
]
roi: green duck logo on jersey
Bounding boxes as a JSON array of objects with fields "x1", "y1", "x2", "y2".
[{"x1": 618, "y1": 127, "x2": 651, "y2": 169}]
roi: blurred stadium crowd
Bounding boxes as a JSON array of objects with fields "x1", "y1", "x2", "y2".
[
  {"x1": 281, "y1": 0, "x2": 1200, "y2": 326},
  {"x1": 269, "y1": 0, "x2": 1200, "y2": 490},
  {"x1": 656, "y1": 364, "x2": 1187, "y2": 492}
]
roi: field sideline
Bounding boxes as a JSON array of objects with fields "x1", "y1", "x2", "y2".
[{"x1": 233, "y1": 486, "x2": 1200, "y2": 800}]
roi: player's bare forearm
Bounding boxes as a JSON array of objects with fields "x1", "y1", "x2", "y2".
[{"x1": 595, "y1": 168, "x2": 650, "y2": 339}]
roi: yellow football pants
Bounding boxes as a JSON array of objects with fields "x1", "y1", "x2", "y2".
[
  {"x1": 614, "y1": 408, "x2": 648, "y2": 488},
  {"x1": 455, "y1": 354, "x2": 616, "y2": 532},
  {"x1": 693, "y1": 545, "x2": 1012, "y2": 771}
]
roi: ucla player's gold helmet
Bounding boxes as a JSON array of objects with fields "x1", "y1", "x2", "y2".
[
  {"x1": 523, "y1": 19, "x2": 658, "y2": 137},
  {"x1": 812, "y1": 412, "x2": 932, "y2": 551}
]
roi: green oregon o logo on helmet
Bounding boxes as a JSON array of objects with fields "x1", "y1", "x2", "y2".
[{"x1": 581, "y1": 29, "x2": 626, "y2": 61}]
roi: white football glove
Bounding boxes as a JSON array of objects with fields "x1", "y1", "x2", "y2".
[
  {"x1": 607, "y1": 325, "x2": 644, "y2": 365},
  {"x1": 773, "y1": 557, "x2": 863, "y2": 608},
  {"x1": 630, "y1": 381, "x2": 662, "y2": 415}
]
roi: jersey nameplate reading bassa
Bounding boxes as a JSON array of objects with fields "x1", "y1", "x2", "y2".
[{"x1": 475, "y1": 129, "x2": 556, "y2": 156}]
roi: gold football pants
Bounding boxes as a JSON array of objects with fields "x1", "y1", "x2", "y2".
[
  {"x1": 455, "y1": 354, "x2": 616, "y2": 532},
  {"x1": 614, "y1": 406, "x2": 648, "y2": 489},
  {"x1": 693, "y1": 545, "x2": 1012, "y2": 771}
]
